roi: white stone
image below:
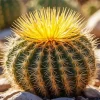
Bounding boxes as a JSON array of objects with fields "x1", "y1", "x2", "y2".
[
  {"x1": 86, "y1": 10, "x2": 100, "y2": 38},
  {"x1": 95, "y1": 49, "x2": 100, "y2": 62}
]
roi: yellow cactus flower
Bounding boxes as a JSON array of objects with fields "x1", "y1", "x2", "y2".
[{"x1": 12, "y1": 8, "x2": 85, "y2": 42}]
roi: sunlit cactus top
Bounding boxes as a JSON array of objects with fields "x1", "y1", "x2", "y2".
[{"x1": 12, "y1": 8, "x2": 85, "y2": 42}]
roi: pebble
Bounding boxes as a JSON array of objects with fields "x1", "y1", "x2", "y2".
[
  {"x1": 84, "y1": 88, "x2": 100, "y2": 98},
  {"x1": 0, "y1": 78, "x2": 11, "y2": 92}
]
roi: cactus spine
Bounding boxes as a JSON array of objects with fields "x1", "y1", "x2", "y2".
[
  {"x1": 0, "y1": 0, "x2": 23, "y2": 29},
  {"x1": 3, "y1": 8, "x2": 97, "y2": 99}
]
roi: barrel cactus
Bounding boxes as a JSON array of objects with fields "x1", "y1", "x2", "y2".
[
  {"x1": 0, "y1": 0, "x2": 25, "y2": 29},
  {"x1": 26, "y1": 0, "x2": 78, "y2": 12},
  {"x1": 38, "y1": 0, "x2": 70, "y2": 7},
  {"x1": 3, "y1": 8, "x2": 97, "y2": 99}
]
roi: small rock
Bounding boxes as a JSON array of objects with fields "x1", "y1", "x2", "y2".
[
  {"x1": 84, "y1": 88, "x2": 100, "y2": 98},
  {"x1": 0, "y1": 95, "x2": 4, "y2": 99},
  {"x1": 94, "y1": 79, "x2": 100, "y2": 87},
  {"x1": 88, "y1": 98, "x2": 100, "y2": 100},
  {"x1": 5, "y1": 91, "x2": 75, "y2": 100},
  {"x1": 0, "y1": 67, "x2": 3, "y2": 75},
  {"x1": 7, "y1": 92, "x2": 42, "y2": 100},
  {"x1": 0, "y1": 78, "x2": 11, "y2": 92},
  {"x1": 52, "y1": 97, "x2": 74, "y2": 100},
  {"x1": 76, "y1": 96, "x2": 87, "y2": 100}
]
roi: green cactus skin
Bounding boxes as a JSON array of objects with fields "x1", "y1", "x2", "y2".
[
  {"x1": 4, "y1": 35, "x2": 96, "y2": 99},
  {"x1": 0, "y1": 0, "x2": 21, "y2": 29}
]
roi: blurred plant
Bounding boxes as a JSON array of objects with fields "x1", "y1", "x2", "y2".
[
  {"x1": 77, "y1": 0, "x2": 89, "y2": 5},
  {"x1": 26, "y1": 0, "x2": 39, "y2": 11},
  {"x1": 26, "y1": 0, "x2": 78, "y2": 12},
  {"x1": 22, "y1": 0, "x2": 29, "y2": 4},
  {"x1": 80, "y1": 0, "x2": 100, "y2": 18},
  {"x1": 0, "y1": 0, "x2": 25, "y2": 30}
]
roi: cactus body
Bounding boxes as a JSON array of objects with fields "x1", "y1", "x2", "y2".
[
  {"x1": 3, "y1": 8, "x2": 97, "y2": 99},
  {"x1": 0, "y1": 0, "x2": 22, "y2": 29}
]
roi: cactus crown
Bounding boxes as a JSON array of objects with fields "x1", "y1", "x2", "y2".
[{"x1": 12, "y1": 8, "x2": 85, "y2": 42}]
